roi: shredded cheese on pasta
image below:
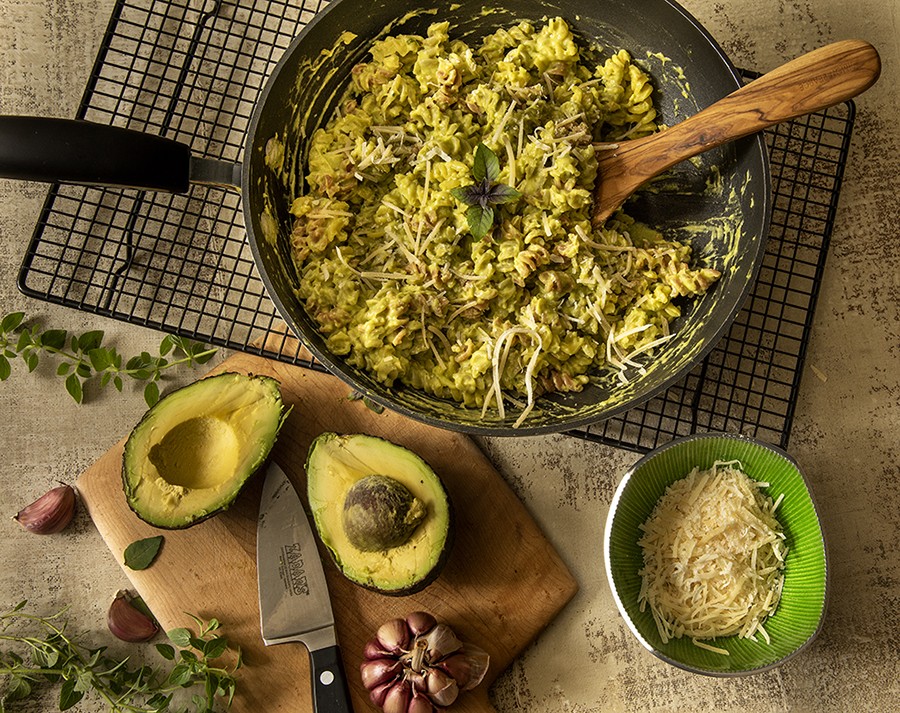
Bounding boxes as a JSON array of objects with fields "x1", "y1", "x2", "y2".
[{"x1": 287, "y1": 17, "x2": 724, "y2": 424}]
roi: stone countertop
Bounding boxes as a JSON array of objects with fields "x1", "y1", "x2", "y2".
[{"x1": 0, "y1": 0, "x2": 897, "y2": 711}]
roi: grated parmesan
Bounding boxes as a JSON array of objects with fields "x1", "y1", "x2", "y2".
[{"x1": 637, "y1": 461, "x2": 787, "y2": 653}]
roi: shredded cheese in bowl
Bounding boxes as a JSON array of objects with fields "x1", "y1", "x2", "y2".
[{"x1": 637, "y1": 461, "x2": 787, "y2": 654}]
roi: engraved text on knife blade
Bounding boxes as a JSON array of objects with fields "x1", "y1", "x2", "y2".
[{"x1": 280, "y1": 541, "x2": 310, "y2": 597}]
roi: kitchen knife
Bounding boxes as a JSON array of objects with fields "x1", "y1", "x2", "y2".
[{"x1": 257, "y1": 461, "x2": 354, "y2": 713}]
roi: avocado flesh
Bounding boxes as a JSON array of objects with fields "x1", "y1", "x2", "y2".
[
  {"x1": 122, "y1": 372, "x2": 285, "y2": 529},
  {"x1": 307, "y1": 433, "x2": 452, "y2": 595}
]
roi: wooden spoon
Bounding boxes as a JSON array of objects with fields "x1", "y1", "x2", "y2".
[{"x1": 591, "y1": 39, "x2": 881, "y2": 226}]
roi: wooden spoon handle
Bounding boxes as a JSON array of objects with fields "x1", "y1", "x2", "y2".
[
  {"x1": 593, "y1": 39, "x2": 881, "y2": 224},
  {"x1": 650, "y1": 39, "x2": 879, "y2": 169}
]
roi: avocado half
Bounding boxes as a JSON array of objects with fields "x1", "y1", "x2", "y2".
[
  {"x1": 122, "y1": 372, "x2": 287, "y2": 529},
  {"x1": 306, "y1": 432, "x2": 453, "y2": 595}
]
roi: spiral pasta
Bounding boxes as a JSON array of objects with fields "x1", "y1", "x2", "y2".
[{"x1": 288, "y1": 17, "x2": 720, "y2": 424}]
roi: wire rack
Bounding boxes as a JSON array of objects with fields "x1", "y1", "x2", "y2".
[{"x1": 17, "y1": 0, "x2": 855, "y2": 453}]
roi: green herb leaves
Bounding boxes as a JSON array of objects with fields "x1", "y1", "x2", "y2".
[
  {"x1": 0, "y1": 312, "x2": 216, "y2": 407},
  {"x1": 450, "y1": 143, "x2": 521, "y2": 240},
  {"x1": 124, "y1": 536, "x2": 165, "y2": 571},
  {"x1": 156, "y1": 616, "x2": 241, "y2": 710},
  {"x1": 0, "y1": 603, "x2": 241, "y2": 712}
]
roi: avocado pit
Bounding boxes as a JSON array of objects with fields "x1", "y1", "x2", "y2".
[{"x1": 342, "y1": 474, "x2": 427, "y2": 551}]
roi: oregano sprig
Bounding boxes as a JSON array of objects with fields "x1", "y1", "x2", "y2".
[
  {"x1": 0, "y1": 602, "x2": 242, "y2": 712},
  {"x1": 450, "y1": 143, "x2": 521, "y2": 240},
  {"x1": 0, "y1": 312, "x2": 216, "y2": 407}
]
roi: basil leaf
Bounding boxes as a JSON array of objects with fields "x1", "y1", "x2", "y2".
[
  {"x1": 450, "y1": 185, "x2": 475, "y2": 205},
  {"x1": 41, "y1": 329, "x2": 67, "y2": 351},
  {"x1": 473, "y1": 143, "x2": 500, "y2": 183},
  {"x1": 124, "y1": 535, "x2": 164, "y2": 570},
  {"x1": 202, "y1": 636, "x2": 230, "y2": 660},
  {"x1": 159, "y1": 334, "x2": 174, "y2": 356},
  {"x1": 5, "y1": 674, "x2": 31, "y2": 700},
  {"x1": 88, "y1": 347, "x2": 111, "y2": 371},
  {"x1": 466, "y1": 205, "x2": 494, "y2": 241},
  {"x1": 16, "y1": 331, "x2": 32, "y2": 352},
  {"x1": 488, "y1": 183, "x2": 522, "y2": 204},
  {"x1": 167, "y1": 662, "x2": 194, "y2": 687}
]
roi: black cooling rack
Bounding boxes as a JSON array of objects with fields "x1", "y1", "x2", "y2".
[{"x1": 17, "y1": 0, "x2": 855, "y2": 453}]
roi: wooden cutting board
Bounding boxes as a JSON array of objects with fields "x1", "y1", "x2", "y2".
[{"x1": 77, "y1": 340, "x2": 577, "y2": 712}]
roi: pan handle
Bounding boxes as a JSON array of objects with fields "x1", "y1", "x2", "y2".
[
  {"x1": 0, "y1": 116, "x2": 196, "y2": 192},
  {"x1": 189, "y1": 156, "x2": 243, "y2": 190}
]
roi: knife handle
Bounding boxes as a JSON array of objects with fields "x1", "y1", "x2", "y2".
[{"x1": 310, "y1": 645, "x2": 354, "y2": 713}]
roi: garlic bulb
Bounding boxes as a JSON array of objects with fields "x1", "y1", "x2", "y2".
[{"x1": 361, "y1": 612, "x2": 490, "y2": 713}]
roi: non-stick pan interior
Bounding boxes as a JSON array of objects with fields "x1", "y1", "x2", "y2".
[{"x1": 243, "y1": 0, "x2": 771, "y2": 435}]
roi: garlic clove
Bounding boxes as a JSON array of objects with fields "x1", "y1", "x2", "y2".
[
  {"x1": 107, "y1": 590, "x2": 159, "y2": 642},
  {"x1": 408, "y1": 690, "x2": 434, "y2": 713},
  {"x1": 422, "y1": 622, "x2": 463, "y2": 662},
  {"x1": 437, "y1": 644, "x2": 491, "y2": 691},
  {"x1": 405, "y1": 611, "x2": 437, "y2": 636},
  {"x1": 376, "y1": 617, "x2": 411, "y2": 654},
  {"x1": 369, "y1": 680, "x2": 394, "y2": 708},
  {"x1": 382, "y1": 679, "x2": 411, "y2": 713},
  {"x1": 425, "y1": 667, "x2": 460, "y2": 707},
  {"x1": 14, "y1": 484, "x2": 76, "y2": 534},
  {"x1": 361, "y1": 657, "x2": 401, "y2": 689}
]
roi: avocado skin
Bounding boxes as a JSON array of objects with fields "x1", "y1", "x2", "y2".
[
  {"x1": 306, "y1": 432, "x2": 454, "y2": 596},
  {"x1": 121, "y1": 372, "x2": 287, "y2": 530}
]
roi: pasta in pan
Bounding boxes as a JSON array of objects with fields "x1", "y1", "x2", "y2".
[{"x1": 288, "y1": 17, "x2": 720, "y2": 425}]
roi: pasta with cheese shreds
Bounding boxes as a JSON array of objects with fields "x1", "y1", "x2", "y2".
[{"x1": 289, "y1": 17, "x2": 721, "y2": 425}]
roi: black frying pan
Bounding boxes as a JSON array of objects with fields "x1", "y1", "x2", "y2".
[{"x1": 0, "y1": 0, "x2": 771, "y2": 435}]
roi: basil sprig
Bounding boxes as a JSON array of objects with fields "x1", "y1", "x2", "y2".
[{"x1": 450, "y1": 143, "x2": 521, "y2": 240}]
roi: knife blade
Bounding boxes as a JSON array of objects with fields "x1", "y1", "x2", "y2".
[{"x1": 257, "y1": 461, "x2": 353, "y2": 713}]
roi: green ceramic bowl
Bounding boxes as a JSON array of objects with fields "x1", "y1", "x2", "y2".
[{"x1": 604, "y1": 432, "x2": 828, "y2": 676}]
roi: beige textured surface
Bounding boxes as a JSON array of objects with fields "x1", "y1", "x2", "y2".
[{"x1": 0, "y1": 1, "x2": 898, "y2": 711}]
